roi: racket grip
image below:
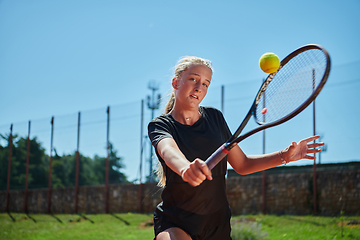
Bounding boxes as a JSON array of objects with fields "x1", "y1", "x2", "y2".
[{"x1": 205, "y1": 144, "x2": 230, "y2": 170}]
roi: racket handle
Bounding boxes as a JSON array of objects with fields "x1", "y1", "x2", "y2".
[{"x1": 205, "y1": 144, "x2": 230, "y2": 170}]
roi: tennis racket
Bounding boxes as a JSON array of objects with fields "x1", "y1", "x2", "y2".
[{"x1": 205, "y1": 44, "x2": 331, "y2": 170}]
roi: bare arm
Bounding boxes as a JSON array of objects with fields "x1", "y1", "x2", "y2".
[
  {"x1": 227, "y1": 135, "x2": 324, "y2": 175},
  {"x1": 156, "y1": 138, "x2": 212, "y2": 187}
]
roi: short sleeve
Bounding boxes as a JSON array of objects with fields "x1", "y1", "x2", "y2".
[{"x1": 148, "y1": 116, "x2": 173, "y2": 149}]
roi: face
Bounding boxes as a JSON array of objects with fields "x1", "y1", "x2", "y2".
[{"x1": 172, "y1": 64, "x2": 212, "y2": 108}]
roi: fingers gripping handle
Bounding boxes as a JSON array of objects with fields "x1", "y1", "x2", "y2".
[{"x1": 205, "y1": 144, "x2": 230, "y2": 170}]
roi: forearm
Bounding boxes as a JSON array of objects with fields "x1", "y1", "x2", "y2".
[
  {"x1": 228, "y1": 135, "x2": 323, "y2": 175},
  {"x1": 240, "y1": 152, "x2": 284, "y2": 174},
  {"x1": 228, "y1": 145, "x2": 284, "y2": 175},
  {"x1": 156, "y1": 138, "x2": 213, "y2": 186},
  {"x1": 156, "y1": 138, "x2": 190, "y2": 176}
]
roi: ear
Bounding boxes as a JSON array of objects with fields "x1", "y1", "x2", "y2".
[{"x1": 172, "y1": 77, "x2": 179, "y2": 89}]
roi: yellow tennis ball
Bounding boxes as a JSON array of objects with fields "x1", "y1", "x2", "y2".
[{"x1": 259, "y1": 52, "x2": 280, "y2": 73}]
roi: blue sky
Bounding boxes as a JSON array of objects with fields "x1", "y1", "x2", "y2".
[{"x1": 1, "y1": 0, "x2": 359, "y2": 182}]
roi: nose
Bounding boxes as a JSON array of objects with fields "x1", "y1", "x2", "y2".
[{"x1": 194, "y1": 82, "x2": 202, "y2": 92}]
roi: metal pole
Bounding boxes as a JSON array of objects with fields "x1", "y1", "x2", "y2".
[
  {"x1": 47, "y1": 117, "x2": 54, "y2": 213},
  {"x1": 150, "y1": 86, "x2": 156, "y2": 182},
  {"x1": 75, "y1": 112, "x2": 81, "y2": 214},
  {"x1": 24, "y1": 121, "x2": 31, "y2": 213},
  {"x1": 318, "y1": 135, "x2": 326, "y2": 165},
  {"x1": 221, "y1": 85, "x2": 224, "y2": 113},
  {"x1": 5, "y1": 124, "x2": 13, "y2": 213},
  {"x1": 312, "y1": 69, "x2": 318, "y2": 214},
  {"x1": 139, "y1": 100, "x2": 144, "y2": 213},
  {"x1": 150, "y1": 105, "x2": 154, "y2": 182},
  {"x1": 105, "y1": 106, "x2": 110, "y2": 213},
  {"x1": 147, "y1": 81, "x2": 161, "y2": 182},
  {"x1": 261, "y1": 79, "x2": 266, "y2": 214}
]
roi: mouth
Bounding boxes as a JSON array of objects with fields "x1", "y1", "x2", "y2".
[{"x1": 190, "y1": 94, "x2": 199, "y2": 100}]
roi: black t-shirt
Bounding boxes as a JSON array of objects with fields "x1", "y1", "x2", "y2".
[{"x1": 148, "y1": 106, "x2": 232, "y2": 235}]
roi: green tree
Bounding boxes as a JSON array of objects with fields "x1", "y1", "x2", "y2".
[
  {"x1": 0, "y1": 134, "x2": 48, "y2": 190},
  {"x1": 93, "y1": 143, "x2": 128, "y2": 184},
  {"x1": 50, "y1": 142, "x2": 128, "y2": 188},
  {"x1": 0, "y1": 135, "x2": 128, "y2": 190},
  {"x1": 22, "y1": 137, "x2": 48, "y2": 189},
  {"x1": 51, "y1": 149, "x2": 68, "y2": 188},
  {"x1": 0, "y1": 134, "x2": 12, "y2": 190}
]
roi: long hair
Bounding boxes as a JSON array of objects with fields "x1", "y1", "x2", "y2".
[{"x1": 156, "y1": 56, "x2": 213, "y2": 187}]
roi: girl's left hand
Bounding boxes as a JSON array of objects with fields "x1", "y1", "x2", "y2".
[{"x1": 283, "y1": 135, "x2": 324, "y2": 163}]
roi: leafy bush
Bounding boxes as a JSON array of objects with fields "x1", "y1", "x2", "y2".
[{"x1": 231, "y1": 219, "x2": 267, "y2": 240}]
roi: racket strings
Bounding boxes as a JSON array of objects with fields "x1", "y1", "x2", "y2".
[{"x1": 255, "y1": 49, "x2": 328, "y2": 124}]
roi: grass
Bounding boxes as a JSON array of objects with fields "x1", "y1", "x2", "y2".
[
  {"x1": 231, "y1": 215, "x2": 360, "y2": 240},
  {"x1": 0, "y1": 213, "x2": 359, "y2": 240},
  {"x1": 0, "y1": 212, "x2": 154, "y2": 240}
]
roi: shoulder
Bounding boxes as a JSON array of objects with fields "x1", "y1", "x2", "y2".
[
  {"x1": 201, "y1": 106, "x2": 224, "y2": 120},
  {"x1": 149, "y1": 114, "x2": 173, "y2": 127},
  {"x1": 201, "y1": 106, "x2": 230, "y2": 137},
  {"x1": 148, "y1": 114, "x2": 175, "y2": 146},
  {"x1": 148, "y1": 114, "x2": 175, "y2": 134}
]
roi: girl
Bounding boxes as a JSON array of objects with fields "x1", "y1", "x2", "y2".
[{"x1": 148, "y1": 56, "x2": 323, "y2": 240}]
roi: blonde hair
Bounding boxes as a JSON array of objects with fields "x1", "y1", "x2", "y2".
[
  {"x1": 164, "y1": 56, "x2": 213, "y2": 114},
  {"x1": 157, "y1": 56, "x2": 213, "y2": 187}
]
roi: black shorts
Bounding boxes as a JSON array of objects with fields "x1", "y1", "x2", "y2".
[{"x1": 153, "y1": 210, "x2": 232, "y2": 240}]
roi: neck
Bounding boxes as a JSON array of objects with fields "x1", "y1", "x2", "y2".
[{"x1": 170, "y1": 106, "x2": 201, "y2": 125}]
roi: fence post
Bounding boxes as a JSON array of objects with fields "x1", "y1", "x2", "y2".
[
  {"x1": 261, "y1": 79, "x2": 267, "y2": 214},
  {"x1": 5, "y1": 124, "x2": 13, "y2": 213},
  {"x1": 47, "y1": 117, "x2": 54, "y2": 213},
  {"x1": 105, "y1": 106, "x2": 110, "y2": 213},
  {"x1": 221, "y1": 85, "x2": 224, "y2": 113},
  {"x1": 75, "y1": 112, "x2": 81, "y2": 214},
  {"x1": 139, "y1": 100, "x2": 144, "y2": 213},
  {"x1": 24, "y1": 121, "x2": 31, "y2": 213},
  {"x1": 312, "y1": 69, "x2": 318, "y2": 214}
]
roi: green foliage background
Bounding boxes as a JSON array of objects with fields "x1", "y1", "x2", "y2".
[{"x1": 0, "y1": 134, "x2": 128, "y2": 191}]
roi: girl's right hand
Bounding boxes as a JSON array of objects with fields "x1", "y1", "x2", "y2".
[{"x1": 181, "y1": 159, "x2": 213, "y2": 187}]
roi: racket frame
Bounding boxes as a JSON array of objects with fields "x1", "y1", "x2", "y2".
[{"x1": 206, "y1": 44, "x2": 331, "y2": 170}]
